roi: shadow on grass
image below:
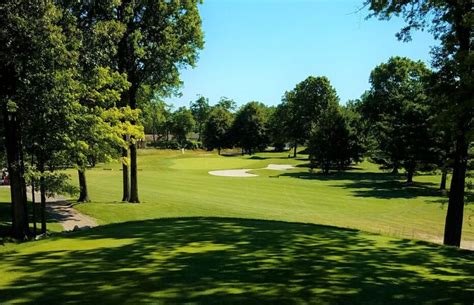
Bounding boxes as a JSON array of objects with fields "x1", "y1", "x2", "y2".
[
  {"x1": 0, "y1": 217, "x2": 472, "y2": 305},
  {"x1": 281, "y1": 171, "x2": 445, "y2": 200}
]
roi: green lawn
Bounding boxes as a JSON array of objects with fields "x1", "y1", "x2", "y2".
[
  {"x1": 74, "y1": 149, "x2": 473, "y2": 245},
  {"x1": 0, "y1": 218, "x2": 472, "y2": 305},
  {"x1": 0, "y1": 149, "x2": 473, "y2": 304}
]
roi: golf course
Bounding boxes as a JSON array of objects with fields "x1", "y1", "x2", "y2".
[{"x1": 0, "y1": 150, "x2": 472, "y2": 304}]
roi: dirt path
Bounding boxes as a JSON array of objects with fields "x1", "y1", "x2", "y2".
[{"x1": 28, "y1": 190, "x2": 97, "y2": 231}]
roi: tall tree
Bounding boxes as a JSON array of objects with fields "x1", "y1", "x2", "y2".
[
  {"x1": 308, "y1": 106, "x2": 353, "y2": 174},
  {"x1": 170, "y1": 107, "x2": 195, "y2": 147},
  {"x1": 202, "y1": 105, "x2": 233, "y2": 155},
  {"x1": 115, "y1": 0, "x2": 204, "y2": 203},
  {"x1": 0, "y1": 0, "x2": 81, "y2": 238},
  {"x1": 367, "y1": 0, "x2": 473, "y2": 247},
  {"x1": 190, "y1": 96, "x2": 210, "y2": 141},
  {"x1": 361, "y1": 57, "x2": 435, "y2": 183},
  {"x1": 283, "y1": 76, "x2": 339, "y2": 157},
  {"x1": 231, "y1": 102, "x2": 269, "y2": 155}
]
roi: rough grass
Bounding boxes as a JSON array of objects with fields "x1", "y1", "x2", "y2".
[
  {"x1": 0, "y1": 149, "x2": 473, "y2": 304},
  {"x1": 0, "y1": 218, "x2": 472, "y2": 305}
]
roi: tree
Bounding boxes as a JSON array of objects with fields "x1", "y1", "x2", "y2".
[
  {"x1": 216, "y1": 97, "x2": 237, "y2": 112},
  {"x1": 141, "y1": 96, "x2": 170, "y2": 142},
  {"x1": 268, "y1": 103, "x2": 290, "y2": 152},
  {"x1": 0, "y1": 0, "x2": 83, "y2": 238},
  {"x1": 170, "y1": 107, "x2": 195, "y2": 147},
  {"x1": 115, "y1": 0, "x2": 204, "y2": 203},
  {"x1": 361, "y1": 57, "x2": 436, "y2": 183},
  {"x1": 190, "y1": 96, "x2": 210, "y2": 141},
  {"x1": 231, "y1": 102, "x2": 269, "y2": 155},
  {"x1": 366, "y1": 0, "x2": 473, "y2": 248},
  {"x1": 309, "y1": 106, "x2": 349, "y2": 173},
  {"x1": 283, "y1": 76, "x2": 340, "y2": 157},
  {"x1": 202, "y1": 106, "x2": 233, "y2": 155}
]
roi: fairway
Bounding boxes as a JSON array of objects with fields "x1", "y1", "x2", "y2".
[
  {"x1": 74, "y1": 149, "x2": 474, "y2": 246},
  {"x1": 0, "y1": 149, "x2": 473, "y2": 305}
]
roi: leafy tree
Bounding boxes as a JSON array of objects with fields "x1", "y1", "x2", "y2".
[
  {"x1": 0, "y1": 0, "x2": 83, "y2": 238},
  {"x1": 361, "y1": 57, "x2": 435, "y2": 183},
  {"x1": 216, "y1": 97, "x2": 237, "y2": 112},
  {"x1": 170, "y1": 107, "x2": 195, "y2": 147},
  {"x1": 141, "y1": 98, "x2": 170, "y2": 142},
  {"x1": 202, "y1": 106, "x2": 233, "y2": 155},
  {"x1": 308, "y1": 104, "x2": 364, "y2": 174},
  {"x1": 283, "y1": 76, "x2": 339, "y2": 157},
  {"x1": 190, "y1": 96, "x2": 210, "y2": 141},
  {"x1": 366, "y1": 0, "x2": 473, "y2": 248},
  {"x1": 231, "y1": 102, "x2": 269, "y2": 155},
  {"x1": 268, "y1": 103, "x2": 290, "y2": 152},
  {"x1": 115, "y1": 0, "x2": 204, "y2": 203}
]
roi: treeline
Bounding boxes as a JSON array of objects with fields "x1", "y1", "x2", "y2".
[
  {"x1": 143, "y1": 57, "x2": 466, "y2": 188},
  {"x1": 0, "y1": 0, "x2": 203, "y2": 239}
]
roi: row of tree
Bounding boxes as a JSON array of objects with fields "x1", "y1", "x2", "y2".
[{"x1": 0, "y1": 0, "x2": 204, "y2": 239}]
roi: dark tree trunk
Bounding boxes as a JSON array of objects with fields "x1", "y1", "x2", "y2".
[
  {"x1": 439, "y1": 168, "x2": 448, "y2": 190},
  {"x1": 443, "y1": 2, "x2": 471, "y2": 248},
  {"x1": 406, "y1": 169, "x2": 414, "y2": 184},
  {"x1": 3, "y1": 106, "x2": 29, "y2": 240},
  {"x1": 391, "y1": 165, "x2": 399, "y2": 174},
  {"x1": 129, "y1": 84, "x2": 139, "y2": 203},
  {"x1": 129, "y1": 142, "x2": 139, "y2": 203},
  {"x1": 121, "y1": 142, "x2": 129, "y2": 202},
  {"x1": 78, "y1": 169, "x2": 90, "y2": 202},
  {"x1": 38, "y1": 161, "x2": 47, "y2": 235},
  {"x1": 293, "y1": 141, "x2": 297, "y2": 158},
  {"x1": 443, "y1": 134, "x2": 468, "y2": 247},
  {"x1": 31, "y1": 181, "x2": 37, "y2": 236},
  {"x1": 217, "y1": 147, "x2": 221, "y2": 155}
]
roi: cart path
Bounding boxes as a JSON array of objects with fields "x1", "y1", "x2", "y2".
[{"x1": 28, "y1": 189, "x2": 98, "y2": 231}]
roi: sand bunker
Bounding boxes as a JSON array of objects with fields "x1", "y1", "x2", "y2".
[
  {"x1": 209, "y1": 164, "x2": 295, "y2": 177},
  {"x1": 208, "y1": 169, "x2": 257, "y2": 177},
  {"x1": 265, "y1": 164, "x2": 295, "y2": 170}
]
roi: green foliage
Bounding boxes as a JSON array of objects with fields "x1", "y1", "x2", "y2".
[
  {"x1": 308, "y1": 105, "x2": 365, "y2": 173},
  {"x1": 231, "y1": 102, "x2": 270, "y2": 154},
  {"x1": 190, "y1": 96, "x2": 210, "y2": 139},
  {"x1": 170, "y1": 107, "x2": 196, "y2": 146},
  {"x1": 360, "y1": 56, "x2": 436, "y2": 180},
  {"x1": 282, "y1": 76, "x2": 340, "y2": 147},
  {"x1": 202, "y1": 106, "x2": 233, "y2": 153}
]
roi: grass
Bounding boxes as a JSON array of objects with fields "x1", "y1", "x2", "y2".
[
  {"x1": 0, "y1": 218, "x2": 472, "y2": 305},
  {"x1": 0, "y1": 149, "x2": 473, "y2": 304},
  {"x1": 73, "y1": 149, "x2": 473, "y2": 245}
]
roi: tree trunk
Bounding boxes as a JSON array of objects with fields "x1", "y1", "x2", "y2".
[
  {"x1": 3, "y1": 106, "x2": 29, "y2": 240},
  {"x1": 439, "y1": 168, "x2": 447, "y2": 190},
  {"x1": 31, "y1": 180, "x2": 37, "y2": 236},
  {"x1": 443, "y1": 134, "x2": 468, "y2": 247},
  {"x1": 406, "y1": 169, "x2": 414, "y2": 184},
  {"x1": 391, "y1": 165, "x2": 399, "y2": 174},
  {"x1": 121, "y1": 138, "x2": 129, "y2": 202},
  {"x1": 129, "y1": 142, "x2": 139, "y2": 203},
  {"x1": 218, "y1": 147, "x2": 221, "y2": 155},
  {"x1": 78, "y1": 169, "x2": 90, "y2": 202},
  {"x1": 128, "y1": 84, "x2": 139, "y2": 203},
  {"x1": 293, "y1": 141, "x2": 297, "y2": 158},
  {"x1": 38, "y1": 161, "x2": 47, "y2": 235}
]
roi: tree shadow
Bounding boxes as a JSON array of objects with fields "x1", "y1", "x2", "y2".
[
  {"x1": 281, "y1": 171, "x2": 445, "y2": 200},
  {"x1": 0, "y1": 217, "x2": 472, "y2": 305}
]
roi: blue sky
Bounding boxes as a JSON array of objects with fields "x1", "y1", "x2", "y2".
[{"x1": 166, "y1": 0, "x2": 437, "y2": 108}]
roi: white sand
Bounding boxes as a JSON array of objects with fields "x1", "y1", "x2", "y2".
[
  {"x1": 208, "y1": 169, "x2": 257, "y2": 177},
  {"x1": 265, "y1": 164, "x2": 295, "y2": 170},
  {"x1": 208, "y1": 164, "x2": 295, "y2": 177}
]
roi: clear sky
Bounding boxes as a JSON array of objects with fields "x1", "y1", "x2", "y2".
[{"x1": 166, "y1": 0, "x2": 437, "y2": 108}]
